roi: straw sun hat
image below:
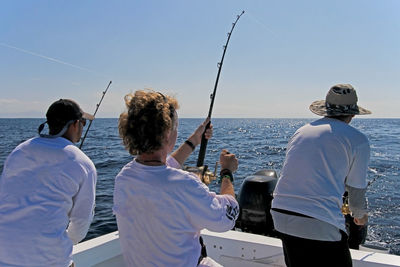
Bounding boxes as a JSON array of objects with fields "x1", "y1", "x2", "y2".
[{"x1": 309, "y1": 84, "x2": 371, "y2": 116}]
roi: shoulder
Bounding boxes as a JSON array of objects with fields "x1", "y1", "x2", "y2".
[
  {"x1": 319, "y1": 118, "x2": 369, "y2": 143},
  {"x1": 115, "y1": 160, "x2": 136, "y2": 179},
  {"x1": 165, "y1": 167, "x2": 210, "y2": 193},
  {"x1": 5, "y1": 137, "x2": 45, "y2": 161},
  {"x1": 322, "y1": 121, "x2": 370, "y2": 155},
  {"x1": 61, "y1": 140, "x2": 96, "y2": 172},
  {"x1": 341, "y1": 123, "x2": 369, "y2": 146},
  {"x1": 171, "y1": 167, "x2": 203, "y2": 182},
  {"x1": 2, "y1": 138, "x2": 35, "y2": 168},
  {"x1": 11, "y1": 137, "x2": 36, "y2": 151}
]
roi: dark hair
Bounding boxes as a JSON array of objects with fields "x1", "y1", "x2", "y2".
[
  {"x1": 118, "y1": 90, "x2": 179, "y2": 155},
  {"x1": 46, "y1": 99, "x2": 83, "y2": 135}
]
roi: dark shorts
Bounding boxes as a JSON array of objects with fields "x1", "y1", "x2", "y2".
[{"x1": 277, "y1": 230, "x2": 352, "y2": 267}]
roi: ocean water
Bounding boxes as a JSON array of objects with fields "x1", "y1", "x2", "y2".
[{"x1": 1, "y1": 118, "x2": 399, "y2": 255}]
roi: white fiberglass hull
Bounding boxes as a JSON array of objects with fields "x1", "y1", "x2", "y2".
[{"x1": 73, "y1": 230, "x2": 400, "y2": 267}]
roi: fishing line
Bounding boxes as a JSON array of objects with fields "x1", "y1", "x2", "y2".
[
  {"x1": 245, "y1": 10, "x2": 277, "y2": 37},
  {"x1": 0, "y1": 42, "x2": 103, "y2": 76}
]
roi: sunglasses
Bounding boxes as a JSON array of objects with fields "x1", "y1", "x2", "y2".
[{"x1": 79, "y1": 118, "x2": 87, "y2": 127}]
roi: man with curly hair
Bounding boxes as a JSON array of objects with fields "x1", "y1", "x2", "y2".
[{"x1": 113, "y1": 90, "x2": 239, "y2": 266}]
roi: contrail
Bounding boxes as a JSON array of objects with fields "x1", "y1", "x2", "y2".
[{"x1": 0, "y1": 42, "x2": 101, "y2": 75}]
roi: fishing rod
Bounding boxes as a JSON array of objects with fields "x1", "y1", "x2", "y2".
[
  {"x1": 367, "y1": 168, "x2": 383, "y2": 187},
  {"x1": 342, "y1": 167, "x2": 381, "y2": 215},
  {"x1": 79, "y1": 81, "x2": 112, "y2": 149},
  {"x1": 196, "y1": 10, "x2": 245, "y2": 167}
]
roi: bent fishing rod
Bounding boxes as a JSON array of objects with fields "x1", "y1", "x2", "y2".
[
  {"x1": 79, "y1": 80, "x2": 112, "y2": 149},
  {"x1": 342, "y1": 167, "x2": 381, "y2": 215},
  {"x1": 197, "y1": 11, "x2": 245, "y2": 167}
]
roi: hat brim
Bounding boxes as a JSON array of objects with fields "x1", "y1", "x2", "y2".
[
  {"x1": 309, "y1": 100, "x2": 371, "y2": 116},
  {"x1": 82, "y1": 111, "x2": 95, "y2": 121}
]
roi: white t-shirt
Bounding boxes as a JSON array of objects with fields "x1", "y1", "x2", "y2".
[
  {"x1": 272, "y1": 117, "x2": 370, "y2": 232},
  {"x1": 0, "y1": 137, "x2": 97, "y2": 267},
  {"x1": 113, "y1": 156, "x2": 239, "y2": 267}
]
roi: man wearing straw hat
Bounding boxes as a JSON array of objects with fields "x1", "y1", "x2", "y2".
[
  {"x1": 0, "y1": 99, "x2": 97, "y2": 267},
  {"x1": 271, "y1": 84, "x2": 371, "y2": 267}
]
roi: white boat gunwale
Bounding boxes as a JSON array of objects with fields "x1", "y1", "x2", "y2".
[{"x1": 73, "y1": 230, "x2": 400, "y2": 267}]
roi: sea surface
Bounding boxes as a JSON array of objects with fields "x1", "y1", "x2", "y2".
[{"x1": 1, "y1": 118, "x2": 399, "y2": 255}]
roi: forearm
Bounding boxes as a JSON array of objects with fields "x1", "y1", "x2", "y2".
[
  {"x1": 68, "y1": 171, "x2": 96, "y2": 244},
  {"x1": 219, "y1": 168, "x2": 236, "y2": 198},
  {"x1": 346, "y1": 185, "x2": 368, "y2": 218},
  {"x1": 171, "y1": 138, "x2": 197, "y2": 166},
  {"x1": 220, "y1": 178, "x2": 235, "y2": 198},
  {"x1": 67, "y1": 216, "x2": 93, "y2": 244},
  {"x1": 172, "y1": 118, "x2": 212, "y2": 166}
]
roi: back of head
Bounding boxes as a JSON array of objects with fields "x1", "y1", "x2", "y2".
[
  {"x1": 119, "y1": 90, "x2": 179, "y2": 155},
  {"x1": 40, "y1": 99, "x2": 94, "y2": 138},
  {"x1": 46, "y1": 99, "x2": 84, "y2": 135}
]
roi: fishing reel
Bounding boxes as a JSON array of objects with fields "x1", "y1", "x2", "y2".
[
  {"x1": 341, "y1": 203, "x2": 351, "y2": 215},
  {"x1": 341, "y1": 192, "x2": 350, "y2": 215},
  {"x1": 184, "y1": 162, "x2": 219, "y2": 185}
]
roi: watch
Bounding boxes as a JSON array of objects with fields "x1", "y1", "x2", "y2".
[{"x1": 219, "y1": 169, "x2": 234, "y2": 183}]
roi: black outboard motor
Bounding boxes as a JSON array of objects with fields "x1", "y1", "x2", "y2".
[{"x1": 236, "y1": 170, "x2": 278, "y2": 236}]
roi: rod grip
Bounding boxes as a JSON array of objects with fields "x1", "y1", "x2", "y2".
[{"x1": 196, "y1": 121, "x2": 211, "y2": 167}]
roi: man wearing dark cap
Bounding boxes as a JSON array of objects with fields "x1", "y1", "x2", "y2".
[
  {"x1": 0, "y1": 99, "x2": 97, "y2": 267},
  {"x1": 271, "y1": 84, "x2": 371, "y2": 267}
]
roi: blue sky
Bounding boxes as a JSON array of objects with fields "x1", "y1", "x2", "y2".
[{"x1": 1, "y1": 0, "x2": 399, "y2": 118}]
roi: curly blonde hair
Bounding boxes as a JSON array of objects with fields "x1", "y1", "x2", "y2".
[{"x1": 118, "y1": 89, "x2": 179, "y2": 155}]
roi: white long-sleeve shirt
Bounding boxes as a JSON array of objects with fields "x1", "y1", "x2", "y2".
[
  {"x1": 272, "y1": 117, "x2": 369, "y2": 240},
  {"x1": 113, "y1": 156, "x2": 239, "y2": 267},
  {"x1": 0, "y1": 137, "x2": 97, "y2": 267}
]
